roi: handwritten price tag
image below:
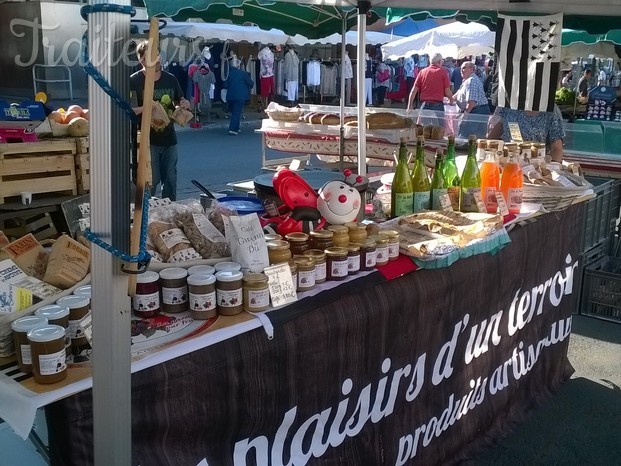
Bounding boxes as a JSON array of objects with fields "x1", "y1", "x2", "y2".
[
  {"x1": 508, "y1": 122, "x2": 523, "y2": 142},
  {"x1": 263, "y1": 263, "x2": 297, "y2": 308},
  {"x1": 495, "y1": 191, "x2": 510, "y2": 216},
  {"x1": 473, "y1": 190, "x2": 486, "y2": 213},
  {"x1": 439, "y1": 192, "x2": 453, "y2": 211},
  {"x1": 79, "y1": 311, "x2": 93, "y2": 346}
]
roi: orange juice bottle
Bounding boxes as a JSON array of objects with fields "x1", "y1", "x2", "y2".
[
  {"x1": 500, "y1": 152, "x2": 523, "y2": 214},
  {"x1": 480, "y1": 150, "x2": 500, "y2": 213}
]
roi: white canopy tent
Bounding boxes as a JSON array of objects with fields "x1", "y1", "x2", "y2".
[
  {"x1": 289, "y1": 29, "x2": 402, "y2": 46},
  {"x1": 561, "y1": 42, "x2": 619, "y2": 68},
  {"x1": 87, "y1": 1, "x2": 621, "y2": 464},
  {"x1": 157, "y1": 19, "x2": 289, "y2": 44},
  {"x1": 381, "y1": 21, "x2": 495, "y2": 60}
]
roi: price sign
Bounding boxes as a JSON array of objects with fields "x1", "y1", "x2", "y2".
[
  {"x1": 263, "y1": 263, "x2": 297, "y2": 308},
  {"x1": 508, "y1": 123, "x2": 523, "y2": 142},
  {"x1": 495, "y1": 192, "x2": 510, "y2": 217},
  {"x1": 552, "y1": 172, "x2": 577, "y2": 188},
  {"x1": 439, "y1": 192, "x2": 453, "y2": 211},
  {"x1": 79, "y1": 311, "x2": 93, "y2": 346},
  {"x1": 473, "y1": 190, "x2": 486, "y2": 213}
]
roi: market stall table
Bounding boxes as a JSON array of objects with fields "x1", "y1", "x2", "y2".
[{"x1": 14, "y1": 202, "x2": 584, "y2": 465}]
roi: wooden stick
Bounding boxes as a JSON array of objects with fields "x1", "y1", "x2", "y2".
[{"x1": 128, "y1": 18, "x2": 158, "y2": 297}]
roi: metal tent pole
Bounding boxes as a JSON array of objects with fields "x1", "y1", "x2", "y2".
[
  {"x1": 87, "y1": 0, "x2": 132, "y2": 464},
  {"x1": 338, "y1": 13, "x2": 347, "y2": 172},
  {"x1": 356, "y1": 1, "x2": 369, "y2": 176}
]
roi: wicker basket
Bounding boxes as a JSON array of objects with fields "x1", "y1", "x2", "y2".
[
  {"x1": 522, "y1": 183, "x2": 592, "y2": 212},
  {"x1": 265, "y1": 109, "x2": 303, "y2": 122}
]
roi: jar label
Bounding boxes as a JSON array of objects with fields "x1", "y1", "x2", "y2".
[
  {"x1": 247, "y1": 288, "x2": 270, "y2": 309},
  {"x1": 348, "y1": 254, "x2": 360, "y2": 272},
  {"x1": 314, "y1": 262, "x2": 327, "y2": 281},
  {"x1": 20, "y1": 344, "x2": 32, "y2": 365},
  {"x1": 376, "y1": 245, "x2": 390, "y2": 263},
  {"x1": 193, "y1": 213, "x2": 224, "y2": 238},
  {"x1": 69, "y1": 319, "x2": 86, "y2": 340},
  {"x1": 483, "y1": 187, "x2": 498, "y2": 212},
  {"x1": 298, "y1": 270, "x2": 316, "y2": 289},
  {"x1": 393, "y1": 192, "x2": 414, "y2": 217},
  {"x1": 331, "y1": 260, "x2": 349, "y2": 278},
  {"x1": 162, "y1": 286, "x2": 188, "y2": 305},
  {"x1": 217, "y1": 288, "x2": 242, "y2": 308},
  {"x1": 39, "y1": 349, "x2": 67, "y2": 375},
  {"x1": 132, "y1": 292, "x2": 161, "y2": 313},
  {"x1": 365, "y1": 249, "x2": 377, "y2": 267},
  {"x1": 159, "y1": 227, "x2": 190, "y2": 249},
  {"x1": 432, "y1": 188, "x2": 448, "y2": 211},
  {"x1": 190, "y1": 291, "x2": 216, "y2": 311},
  {"x1": 388, "y1": 243, "x2": 400, "y2": 258}
]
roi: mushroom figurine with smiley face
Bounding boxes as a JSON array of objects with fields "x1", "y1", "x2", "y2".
[{"x1": 317, "y1": 170, "x2": 363, "y2": 225}]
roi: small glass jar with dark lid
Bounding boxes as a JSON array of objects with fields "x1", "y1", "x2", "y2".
[
  {"x1": 292, "y1": 256, "x2": 315, "y2": 291},
  {"x1": 379, "y1": 230, "x2": 400, "y2": 261},
  {"x1": 346, "y1": 243, "x2": 361, "y2": 275},
  {"x1": 267, "y1": 240, "x2": 292, "y2": 265},
  {"x1": 345, "y1": 222, "x2": 368, "y2": 245},
  {"x1": 325, "y1": 247, "x2": 349, "y2": 281},
  {"x1": 371, "y1": 235, "x2": 390, "y2": 267},
  {"x1": 285, "y1": 232, "x2": 310, "y2": 256},
  {"x1": 309, "y1": 229, "x2": 334, "y2": 250},
  {"x1": 327, "y1": 225, "x2": 350, "y2": 248},
  {"x1": 360, "y1": 238, "x2": 377, "y2": 271},
  {"x1": 303, "y1": 249, "x2": 327, "y2": 284}
]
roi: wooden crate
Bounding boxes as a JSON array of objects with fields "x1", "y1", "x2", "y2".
[
  {"x1": 0, "y1": 140, "x2": 77, "y2": 204},
  {"x1": 76, "y1": 153, "x2": 90, "y2": 194},
  {"x1": 2, "y1": 211, "x2": 58, "y2": 241}
]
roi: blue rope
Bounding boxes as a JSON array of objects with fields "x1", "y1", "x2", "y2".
[
  {"x1": 80, "y1": 4, "x2": 138, "y2": 124},
  {"x1": 83, "y1": 190, "x2": 152, "y2": 266},
  {"x1": 80, "y1": 3, "x2": 150, "y2": 269}
]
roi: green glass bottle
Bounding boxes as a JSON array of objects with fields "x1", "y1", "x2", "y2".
[
  {"x1": 460, "y1": 135, "x2": 482, "y2": 212},
  {"x1": 410, "y1": 136, "x2": 430, "y2": 212},
  {"x1": 443, "y1": 135, "x2": 461, "y2": 211},
  {"x1": 391, "y1": 138, "x2": 414, "y2": 218},
  {"x1": 430, "y1": 150, "x2": 447, "y2": 211}
]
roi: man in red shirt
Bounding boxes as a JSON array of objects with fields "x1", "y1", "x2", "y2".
[{"x1": 407, "y1": 53, "x2": 454, "y2": 112}]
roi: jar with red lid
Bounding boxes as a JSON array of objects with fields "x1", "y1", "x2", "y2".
[
  {"x1": 132, "y1": 271, "x2": 161, "y2": 318},
  {"x1": 325, "y1": 247, "x2": 349, "y2": 281}
]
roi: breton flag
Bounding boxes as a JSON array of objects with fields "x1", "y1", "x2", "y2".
[{"x1": 495, "y1": 13, "x2": 563, "y2": 112}]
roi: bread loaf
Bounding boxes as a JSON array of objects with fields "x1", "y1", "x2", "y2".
[
  {"x1": 321, "y1": 114, "x2": 340, "y2": 125},
  {"x1": 367, "y1": 112, "x2": 408, "y2": 129},
  {"x1": 309, "y1": 113, "x2": 325, "y2": 124}
]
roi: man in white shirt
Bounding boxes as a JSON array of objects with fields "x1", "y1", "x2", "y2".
[{"x1": 599, "y1": 69, "x2": 608, "y2": 85}]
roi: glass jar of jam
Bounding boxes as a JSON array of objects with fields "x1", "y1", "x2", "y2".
[
  {"x1": 327, "y1": 225, "x2": 350, "y2": 248},
  {"x1": 345, "y1": 222, "x2": 368, "y2": 245},
  {"x1": 267, "y1": 240, "x2": 293, "y2": 265},
  {"x1": 292, "y1": 256, "x2": 315, "y2": 292},
  {"x1": 304, "y1": 249, "x2": 327, "y2": 284},
  {"x1": 132, "y1": 271, "x2": 161, "y2": 318},
  {"x1": 372, "y1": 235, "x2": 390, "y2": 267},
  {"x1": 309, "y1": 230, "x2": 334, "y2": 250},
  {"x1": 57, "y1": 295, "x2": 91, "y2": 352},
  {"x1": 243, "y1": 273, "x2": 270, "y2": 313},
  {"x1": 188, "y1": 273, "x2": 217, "y2": 320},
  {"x1": 346, "y1": 243, "x2": 361, "y2": 275},
  {"x1": 11, "y1": 316, "x2": 48, "y2": 373},
  {"x1": 215, "y1": 261, "x2": 242, "y2": 273},
  {"x1": 288, "y1": 260, "x2": 298, "y2": 291},
  {"x1": 27, "y1": 325, "x2": 67, "y2": 384},
  {"x1": 187, "y1": 265, "x2": 215, "y2": 276},
  {"x1": 380, "y1": 230, "x2": 401, "y2": 261},
  {"x1": 285, "y1": 232, "x2": 310, "y2": 256},
  {"x1": 35, "y1": 305, "x2": 71, "y2": 357},
  {"x1": 215, "y1": 270, "x2": 244, "y2": 316},
  {"x1": 264, "y1": 233, "x2": 283, "y2": 242},
  {"x1": 360, "y1": 238, "x2": 377, "y2": 271},
  {"x1": 73, "y1": 285, "x2": 92, "y2": 298},
  {"x1": 325, "y1": 247, "x2": 349, "y2": 281},
  {"x1": 159, "y1": 267, "x2": 189, "y2": 314}
]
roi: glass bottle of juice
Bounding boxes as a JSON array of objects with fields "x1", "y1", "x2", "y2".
[
  {"x1": 443, "y1": 135, "x2": 461, "y2": 211},
  {"x1": 410, "y1": 136, "x2": 430, "y2": 212},
  {"x1": 501, "y1": 152, "x2": 524, "y2": 214},
  {"x1": 460, "y1": 135, "x2": 482, "y2": 213},
  {"x1": 479, "y1": 150, "x2": 501, "y2": 213},
  {"x1": 430, "y1": 150, "x2": 447, "y2": 211},
  {"x1": 391, "y1": 138, "x2": 414, "y2": 218}
]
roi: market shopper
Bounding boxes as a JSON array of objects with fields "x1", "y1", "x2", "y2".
[
  {"x1": 407, "y1": 53, "x2": 454, "y2": 128},
  {"x1": 223, "y1": 57, "x2": 254, "y2": 135},
  {"x1": 487, "y1": 105, "x2": 565, "y2": 162},
  {"x1": 453, "y1": 61, "x2": 490, "y2": 139},
  {"x1": 130, "y1": 40, "x2": 191, "y2": 201},
  {"x1": 578, "y1": 69, "x2": 592, "y2": 102},
  {"x1": 375, "y1": 61, "x2": 391, "y2": 106}
]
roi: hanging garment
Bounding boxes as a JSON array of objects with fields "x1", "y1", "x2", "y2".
[
  {"x1": 193, "y1": 67, "x2": 216, "y2": 110},
  {"x1": 343, "y1": 54, "x2": 353, "y2": 80},
  {"x1": 307, "y1": 61, "x2": 321, "y2": 86},
  {"x1": 319, "y1": 63, "x2": 338, "y2": 97},
  {"x1": 365, "y1": 78, "x2": 373, "y2": 105}
]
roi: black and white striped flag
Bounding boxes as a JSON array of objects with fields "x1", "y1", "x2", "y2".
[{"x1": 495, "y1": 13, "x2": 563, "y2": 112}]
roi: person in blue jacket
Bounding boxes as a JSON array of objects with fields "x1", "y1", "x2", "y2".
[{"x1": 223, "y1": 58, "x2": 254, "y2": 135}]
